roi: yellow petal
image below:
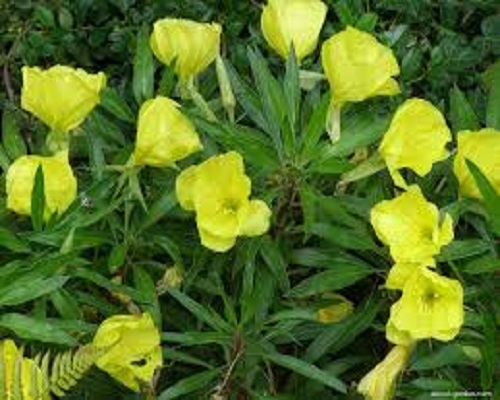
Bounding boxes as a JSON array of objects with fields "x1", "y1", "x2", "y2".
[
  {"x1": 370, "y1": 185, "x2": 454, "y2": 265},
  {"x1": 261, "y1": 0, "x2": 327, "y2": 61},
  {"x1": 21, "y1": 65, "x2": 106, "y2": 133},
  {"x1": 150, "y1": 18, "x2": 221, "y2": 83},
  {"x1": 196, "y1": 204, "x2": 240, "y2": 239},
  {"x1": 198, "y1": 227, "x2": 237, "y2": 253},
  {"x1": 134, "y1": 96, "x2": 202, "y2": 167},
  {"x1": 6, "y1": 151, "x2": 77, "y2": 220},
  {"x1": 175, "y1": 165, "x2": 198, "y2": 211},
  {"x1": 453, "y1": 128, "x2": 500, "y2": 199},
  {"x1": 387, "y1": 268, "x2": 463, "y2": 344},
  {"x1": 386, "y1": 263, "x2": 427, "y2": 291},
  {"x1": 93, "y1": 313, "x2": 162, "y2": 392},
  {"x1": 379, "y1": 98, "x2": 451, "y2": 188},
  {"x1": 321, "y1": 26, "x2": 400, "y2": 105},
  {"x1": 237, "y1": 199, "x2": 272, "y2": 236},
  {"x1": 357, "y1": 345, "x2": 412, "y2": 400}
]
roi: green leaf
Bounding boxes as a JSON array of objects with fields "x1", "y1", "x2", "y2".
[
  {"x1": 449, "y1": 85, "x2": 480, "y2": 132},
  {"x1": 289, "y1": 264, "x2": 373, "y2": 298},
  {"x1": 31, "y1": 165, "x2": 45, "y2": 231},
  {"x1": 0, "y1": 313, "x2": 78, "y2": 346},
  {"x1": 34, "y1": 5, "x2": 55, "y2": 28},
  {"x1": 167, "y1": 288, "x2": 231, "y2": 332},
  {"x1": 300, "y1": 93, "x2": 330, "y2": 163},
  {"x1": 485, "y1": 64, "x2": 500, "y2": 130},
  {"x1": 260, "y1": 235, "x2": 290, "y2": 292},
  {"x1": 283, "y1": 48, "x2": 300, "y2": 154},
  {"x1": 259, "y1": 350, "x2": 346, "y2": 394},
  {"x1": 437, "y1": 239, "x2": 490, "y2": 262},
  {"x1": 2, "y1": 108, "x2": 27, "y2": 160},
  {"x1": 99, "y1": 87, "x2": 135, "y2": 123},
  {"x1": 465, "y1": 159, "x2": 500, "y2": 235},
  {"x1": 50, "y1": 289, "x2": 82, "y2": 320},
  {"x1": 0, "y1": 275, "x2": 69, "y2": 307},
  {"x1": 311, "y1": 223, "x2": 376, "y2": 250},
  {"x1": 133, "y1": 25, "x2": 154, "y2": 105},
  {"x1": 158, "y1": 368, "x2": 220, "y2": 400},
  {"x1": 134, "y1": 266, "x2": 162, "y2": 328},
  {"x1": 410, "y1": 344, "x2": 472, "y2": 371},
  {"x1": 0, "y1": 227, "x2": 31, "y2": 253}
]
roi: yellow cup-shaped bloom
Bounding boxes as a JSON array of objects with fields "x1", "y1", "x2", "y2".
[
  {"x1": 453, "y1": 128, "x2": 500, "y2": 199},
  {"x1": 93, "y1": 313, "x2": 162, "y2": 392},
  {"x1": 133, "y1": 96, "x2": 202, "y2": 167},
  {"x1": 261, "y1": 0, "x2": 327, "y2": 61},
  {"x1": 176, "y1": 152, "x2": 272, "y2": 252},
  {"x1": 379, "y1": 98, "x2": 452, "y2": 188},
  {"x1": 386, "y1": 268, "x2": 463, "y2": 345},
  {"x1": 386, "y1": 262, "x2": 431, "y2": 291},
  {"x1": 0, "y1": 339, "x2": 47, "y2": 400},
  {"x1": 321, "y1": 26, "x2": 400, "y2": 106},
  {"x1": 370, "y1": 185, "x2": 453, "y2": 265},
  {"x1": 150, "y1": 18, "x2": 221, "y2": 83},
  {"x1": 21, "y1": 65, "x2": 106, "y2": 133},
  {"x1": 357, "y1": 345, "x2": 412, "y2": 400},
  {"x1": 6, "y1": 151, "x2": 77, "y2": 220}
]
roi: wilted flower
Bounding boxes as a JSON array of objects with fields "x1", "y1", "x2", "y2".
[
  {"x1": 21, "y1": 65, "x2": 106, "y2": 133},
  {"x1": 370, "y1": 185, "x2": 453, "y2": 265},
  {"x1": 157, "y1": 266, "x2": 184, "y2": 294},
  {"x1": 321, "y1": 26, "x2": 400, "y2": 106},
  {"x1": 150, "y1": 18, "x2": 221, "y2": 83},
  {"x1": 317, "y1": 294, "x2": 354, "y2": 324},
  {"x1": 133, "y1": 96, "x2": 202, "y2": 167},
  {"x1": 6, "y1": 151, "x2": 77, "y2": 220},
  {"x1": 386, "y1": 267, "x2": 463, "y2": 345},
  {"x1": 0, "y1": 339, "x2": 47, "y2": 400},
  {"x1": 379, "y1": 98, "x2": 451, "y2": 188},
  {"x1": 176, "y1": 152, "x2": 272, "y2": 252},
  {"x1": 261, "y1": 0, "x2": 327, "y2": 61},
  {"x1": 453, "y1": 128, "x2": 500, "y2": 199},
  {"x1": 357, "y1": 345, "x2": 412, "y2": 400},
  {"x1": 93, "y1": 313, "x2": 162, "y2": 392}
]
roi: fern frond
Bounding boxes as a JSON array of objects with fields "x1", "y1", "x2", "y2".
[{"x1": 45, "y1": 345, "x2": 102, "y2": 398}]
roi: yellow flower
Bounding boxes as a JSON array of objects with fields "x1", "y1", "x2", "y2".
[
  {"x1": 150, "y1": 18, "x2": 221, "y2": 83},
  {"x1": 0, "y1": 339, "x2": 47, "y2": 400},
  {"x1": 453, "y1": 128, "x2": 500, "y2": 199},
  {"x1": 357, "y1": 345, "x2": 412, "y2": 400},
  {"x1": 176, "y1": 152, "x2": 272, "y2": 252},
  {"x1": 386, "y1": 262, "x2": 429, "y2": 291},
  {"x1": 261, "y1": 0, "x2": 327, "y2": 61},
  {"x1": 133, "y1": 96, "x2": 202, "y2": 167},
  {"x1": 321, "y1": 26, "x2": 400, "y2": 106},
  {"x1": 21, "y1": 65, "x2": 106, "y2": 133},
  {"x1": 6, "y1": 151, "x2": 77, "y2": 220},
  {"x1": 93, "y1": 313, "x2": 162, "y2": 392},
  {"x1": 370, "y1": 185, "x2": 453, "y2": 265},
  {"x1": 386, "y1": 268, "x2": 463, "y2": 345},
  {"x1": 379, "y1": 98, "x2": 452, "y2": 188}
]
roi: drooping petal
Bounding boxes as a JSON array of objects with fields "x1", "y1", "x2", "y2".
[
  {"x1": 21, "y1": 65, "x2": 106, "y2": 133},
  {"x1": 133, "y1": 96, "x2": 202, "y2": 167},
  {"x1": 150, "y1": 18, "x2": 221, "y2": 83},
  {"x1": 321, "y1": 26, "x2": 400, "y2": 105},
  {"x1": 261, "y1": 0, "x2": 327, "y2": 61},
  {"x1": 198, "y1": 227, "x2": 237, "y2": 253},
  {"x1": 237, "y1": 199, "x2": 272, "y2": 236},
  {"x1": 379, "y1": 98, "x2": 451, "y2": 188}
]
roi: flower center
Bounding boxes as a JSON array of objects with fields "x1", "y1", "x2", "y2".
[{"x1": 222, "y1": 199, "x2": 241, "y2": 214}]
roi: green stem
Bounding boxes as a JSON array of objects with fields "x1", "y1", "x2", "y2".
[{"x1": 185, "y1": 78, "x2": 217, "y2": 122}]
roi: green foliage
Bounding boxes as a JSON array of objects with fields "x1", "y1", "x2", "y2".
[{"x1": 0, "y1": 1, "x2": 499, "y2": 400}]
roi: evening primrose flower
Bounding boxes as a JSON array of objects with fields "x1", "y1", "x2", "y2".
[
  {"x1": 261, "y1": 0, "x2": 328, "y2": 61},
  {"x1": 6, "y1": 151, "x2": 77, "y2": 220},
  {"x1": 357, "y1": 345, "x2": 412, "y2": 400},
  {"x1": 386, "y1": 262, "x2": 430, "y2": 291},
  {"x1": 93, "y1": 313, "x2": 162, "y2": 392},
  {"x1": 321, "y1": 26, "x2": 400, "y2": 106},
  {"x1": 370, "y1": 185, "x2": 453, "y2": 265},
  {"x1": 176, "y1": 152, "x2": 271, "y2": 252},
  {"x1": 21, "y1": 65, "x2": 106, "y2": 133},
  {"x1": 379, "y1": 98, "x2": 452, "y2": 188},
  {"x1": 453, "y1": 128, "x2": 500, "y2": 199},
  {"x1": 386, "y1": 267, "x2": 463, "y2": 345},
  {"x1": 133, "y1": 96, "x2": 202, "y2": 167},
  {"x1": 0, "y1": 339, "x2": 47, "y2": 400},
  {"x1": 150, "y1": 18, "x2": 221, "y2": 84}
]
